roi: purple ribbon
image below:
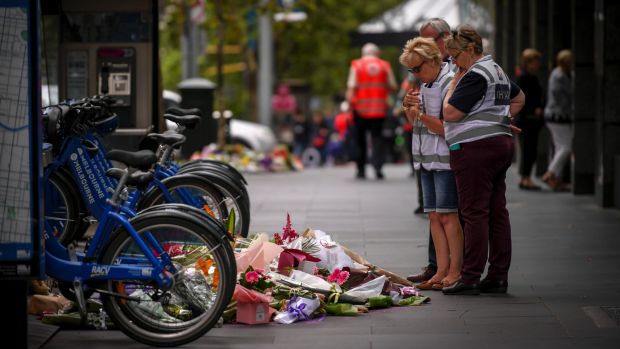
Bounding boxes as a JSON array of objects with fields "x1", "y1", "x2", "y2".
[{"x1": 286, "y1": 296, "x2": 310, "y2": 321}]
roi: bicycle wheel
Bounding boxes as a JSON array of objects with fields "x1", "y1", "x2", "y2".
[
  {"x1": 99, "y1": 210, "x2": 236, "y2": 347},
  {"x1": 139, "y1": 173, "x2": 227, "y2": 222},
  {"x1": 178, "y1": 164, "x2": 251, "y2": 212},
  {"x1": 44, "y1": 168, "x2": 87, "y2": 245},
  {"x1": 181, "y1": 159, "x2": 247, "y2": 185},
  {"x1": 140, "y1": 173, "x2": 250, "y2": 238}
]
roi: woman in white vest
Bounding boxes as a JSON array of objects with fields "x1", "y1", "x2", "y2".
[
  {"x1": 441, "y1": 25, "x2": 525, "y2": 295},
  {"x1": 399, "y1": 37, "x2": 463, "y2": 291}
]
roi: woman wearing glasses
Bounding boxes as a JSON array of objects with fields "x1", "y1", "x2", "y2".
[
  {"x1": 400, "y1": 37, "x2": 463, "y2": 291},
  {"x1": 441, "y1": 25, "x2": 525, "y2": 295}
]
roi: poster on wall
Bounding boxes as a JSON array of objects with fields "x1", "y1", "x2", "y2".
[{"x1": 0, "y1": 0, "x2": 43, "y2": 279}]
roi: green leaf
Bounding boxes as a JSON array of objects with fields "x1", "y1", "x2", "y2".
[{"x1": 226, "y1": 209, "x2": 236, "y2": 237}]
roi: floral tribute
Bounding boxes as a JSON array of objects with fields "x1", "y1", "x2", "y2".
[
  {"x1": 238, "y1": 266, "x2": 274, "y2": 292},
  {"x1": 220, "y1": 214, "x2": 432, "y2": 326}
]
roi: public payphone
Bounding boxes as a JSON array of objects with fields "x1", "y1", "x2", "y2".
[
  {"x1": 46, "y1": 0, "x2": 160, "y2": 150},
  {"x1": 97, "y1": 47, "x2": 136, "y2": 127}
]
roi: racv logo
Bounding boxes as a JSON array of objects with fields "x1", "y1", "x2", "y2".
[{"x1": 90, "y1": 265, "x2": 111, "y2": 277}]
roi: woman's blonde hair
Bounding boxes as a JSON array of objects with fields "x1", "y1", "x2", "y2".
[
  {"x1": 521, "y1": 48, "x2": 541, "y2": 67},
  {"x1": 399, "y1": 37, "x2": 442, "y2": 68},
  {"x1": 556, "y1": 49, "x2": 572, "y2": 70},
  {"x1": 445, "y1": 24, "x2": 483, "y2": 55}
]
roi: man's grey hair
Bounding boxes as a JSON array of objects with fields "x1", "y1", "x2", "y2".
[
  {"x1": 361, "y1": 42, "x2": 380, "y2": 57},
  {"x1": 419, "y1": 18, "x2": 451, "y2": 36}
]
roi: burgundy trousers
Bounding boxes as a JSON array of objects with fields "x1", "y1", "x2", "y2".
[{"x1": 449, "y1": 135, "x2": 515, "y2": 284}]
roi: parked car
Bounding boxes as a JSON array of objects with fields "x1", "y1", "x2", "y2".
[{"x1": 163, "y1": 90, "x2": 276, "y2": 153}]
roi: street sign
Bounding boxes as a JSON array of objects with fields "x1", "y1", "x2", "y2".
[{"x1": 0, "y1": 0, "x2": 43, "y2": 279}]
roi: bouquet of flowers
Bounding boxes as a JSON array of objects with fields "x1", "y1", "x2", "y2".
[{"x1": 238, "y1": 266, "x2": 275, "y2": 293}]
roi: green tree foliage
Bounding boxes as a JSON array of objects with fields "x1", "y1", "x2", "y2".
[
  {"x1": 159, "y1": 0, "x2": 403, "y2": 119},
  {"x1": 272, "y1": 0, "x2": 403, "y2": 96}
]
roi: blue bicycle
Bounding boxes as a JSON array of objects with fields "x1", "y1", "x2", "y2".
[
  {"x1": 43, "y1": 147, "x2": 236, "y2": 346},
  {"x1": 42, "y1": 99, "x2": 245, "y2": 245}
]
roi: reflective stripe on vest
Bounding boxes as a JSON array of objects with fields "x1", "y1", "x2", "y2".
[
  {"x1": 412, "y1": 153, "x2": 451, "y2": 164},
  {"x1": 352, "y1": 57, "x2": 390, "y2": 118},
  {"x1": 444, "y1": 56, "x2": 512, "y2": 146},
  {"x1": 412, "y1": 63, "x2": 453, "y2": 171},
  {"x1": 447, "y1": 124, "x2": 511, "y2": 145}
]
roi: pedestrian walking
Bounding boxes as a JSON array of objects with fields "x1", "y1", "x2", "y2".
[
  {"x1": 346, "y1": 42, "x2": 398, "y2": 180},
  {"x1": 441, "y1": 24, "x2": 525, "y2": 295},
  {"x1": 516, "y1": 48, "x2": 545, "y2": 191},
  {"x1": 400, "y1": 37, "x2": 463, "y2": 290},
  {"x1": 541, "y1": 49, "x2": 573, "y2": 192},
  {"x1": 291, "y1": 108, "x2": 309, "y2": 157},
  {"x1": 309, "y1": 110, "x2": 331, "y2": 165}
]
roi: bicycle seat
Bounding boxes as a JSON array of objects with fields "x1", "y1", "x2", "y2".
[
  {"x1": 163, "y1": 114, "x2": 201, "y2": 129},
  {"x1": 106, "y1": 168, "x2": 154, "y2": 189},
  {"x1": 147, "y1": 132, "x2": 186, "y2": 147},
  {"x1": 106, "y1": 149, "x2": 157, "y2": 171},
  {"x1": 165, "y1": 107, "x2": 202, "y2": 117}
]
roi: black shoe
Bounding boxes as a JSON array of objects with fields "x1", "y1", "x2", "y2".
[
  {"x1": 406, "y1": 267, "x2": 437, "y2": 283},
  {"x1": 480, "y1": 279, "x2": 508, "y2": 293},
  {"x1": 356, "y1": 172, "x2": 366, "y2": 179},
  {"x1": 442, "y1": 280, "x2": 480, "y2": 295},
  {"x1": 376, "y1": 171, "x2": 385, "y2": 180},
  {"x1": 413, "y1": 206, "x2": 425, "y2": 215},
  {"x1": 519, "y1": 183, "x2": 542, "y2": 191}
]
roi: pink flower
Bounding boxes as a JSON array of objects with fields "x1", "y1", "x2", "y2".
[
  {"x1": 327, "y1": 268, "x2": 350, "y2": 285},
  {"x1": 336, "y1": 270, "x2": 350, "y2": 285},
  {"x1": 274, "y1": 233, "x2": 283, "y2": 245},
  {"x1": 164, "y1": 243, "x2": 183, "y2": 257},
  {"x1": 245, "y1": 271, "x2": 259, "y2": 284}
]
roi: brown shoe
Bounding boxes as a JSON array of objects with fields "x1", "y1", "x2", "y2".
[
  {"x1": 417, "y1": 279, "x2": 442, "y2": 291},
  {"x1": 407, "y1": 267, "x2": 437, "y2": 283}
]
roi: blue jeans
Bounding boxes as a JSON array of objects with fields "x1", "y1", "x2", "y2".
[{"x1": 420, "y1": 168, "x2": 458, "y2": 213}]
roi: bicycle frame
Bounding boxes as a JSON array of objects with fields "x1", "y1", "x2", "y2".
[{"x1": 44, "y1": 203, "x2": 175, "y2": 290}]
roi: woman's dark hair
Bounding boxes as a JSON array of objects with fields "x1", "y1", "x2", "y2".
[{"x1": 446, "y1": 24, "x2": 484, "y2": 55}]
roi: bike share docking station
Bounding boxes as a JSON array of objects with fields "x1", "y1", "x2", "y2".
[{"x1": 43, "y1": 0, "x2": 161, "y2": 151}]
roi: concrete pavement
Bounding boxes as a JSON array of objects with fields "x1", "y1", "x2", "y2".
[{"x1": 37, "y1": 163, "x2": 620, "y2": 349}]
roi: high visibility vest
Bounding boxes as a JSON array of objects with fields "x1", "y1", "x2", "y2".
[
  {"x1": 444, "y1": 55, "x2": 512, "y2": 146},
  {"x1": 412, "y1": 63, "x2": 454, "y2": 171},
  {"x1": 351, "y1": 57, "x2": 391, "y2": 119}
]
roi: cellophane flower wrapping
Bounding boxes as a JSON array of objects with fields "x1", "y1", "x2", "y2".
[
  {"x1": 273, "y1": 296, "x2": 321, "y2": 324},
  {"x1": 342, "y1": 275, "x2": 386, "y2": 302},
  {"x1": 311, "y1": 230, "x2": 354, "y2": 272}
]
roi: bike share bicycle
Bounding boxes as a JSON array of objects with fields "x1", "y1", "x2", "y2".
[
  {"x1": 41, "y1": 97, "x2": 245, "y2": 346},
  {"x1": 42, "y1": 97, "x2": 250, "y2": 245},
  {"x1": 43, "y1": 147, "x2": 236, "y2": 346}
]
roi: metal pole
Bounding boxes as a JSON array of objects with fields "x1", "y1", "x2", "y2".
[
  {"x1": 181, "y1": 1, "x2": 193, "y2": 79},
  {"x1": 257, "y1": 11, "x2": 273, "y2": 127},
  {"x1": 215, "y1": 0, "x2": 226, "y2": 148}
]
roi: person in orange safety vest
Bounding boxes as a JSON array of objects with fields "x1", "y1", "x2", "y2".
[{"x1": 346, "y1": 42, "x2": 398, "y2": 179}]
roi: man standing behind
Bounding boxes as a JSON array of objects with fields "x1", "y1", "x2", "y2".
[
  {"x1": 346, "y1": 43, "x2": 398, "y2": 180},
  {"x1": 407, "y1": 18, "x2": 453, "y2": 284},
  {"x1": 420, "y1": 18, "x2": 456, "y2": 72}
]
